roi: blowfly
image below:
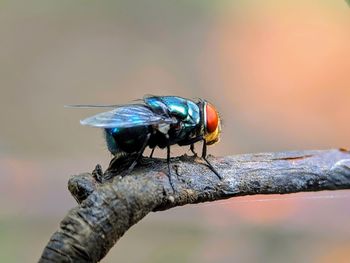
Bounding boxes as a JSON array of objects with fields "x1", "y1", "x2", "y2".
[{"x1": 69, "y1": 96, "x2": 222, "y2": 189}]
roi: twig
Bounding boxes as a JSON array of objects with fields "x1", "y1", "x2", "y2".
[{"x1": 39, "y1": 149, "x2": 350, "y2": 263}]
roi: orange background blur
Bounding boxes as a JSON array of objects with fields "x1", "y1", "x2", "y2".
[{"x1": 0, "y1": 1, "x2": 349, "y2": 262}]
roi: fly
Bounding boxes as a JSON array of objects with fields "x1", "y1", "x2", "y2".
[{"x1": 68, "y1": 96, "x2": 223, "y2": 190}]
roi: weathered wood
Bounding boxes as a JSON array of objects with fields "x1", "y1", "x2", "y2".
[{"x1": 39, "y1": 149, "x2": 350, "y2": 263}]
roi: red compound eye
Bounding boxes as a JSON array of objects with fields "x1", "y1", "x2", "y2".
[{"x1": 205, "y1": 103, "x2": 218, "y2": 133}]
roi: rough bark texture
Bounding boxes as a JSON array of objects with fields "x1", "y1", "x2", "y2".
[{"x1": 39, "y1": 149, "x2": 350, "y2": 263}]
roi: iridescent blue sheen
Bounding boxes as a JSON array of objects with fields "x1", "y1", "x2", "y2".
[
  {"x1": 77, "y1": 96, "x2": 222, "y2": 181},
  {"x1": 144, "y1": 96, "x2": 200, "y2": 126},
  {"x1": 104, "y1": 129, "x2": 118, "y2": 154},
  {"x1": 82, "y1": 96, "x2": 203, "y2": 156}
]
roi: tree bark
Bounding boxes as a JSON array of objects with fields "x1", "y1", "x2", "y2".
[{"x1": 39, "y1": 149, "x2": 350, "y2": 262}]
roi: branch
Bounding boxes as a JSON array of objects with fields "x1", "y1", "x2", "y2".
[{"x1": 39, "y1": 149, "x2": 350, "y2": 262}]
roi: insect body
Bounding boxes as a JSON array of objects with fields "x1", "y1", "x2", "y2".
[{"x1": 76, "y1": 96, "x2": 222, "y2": 188}]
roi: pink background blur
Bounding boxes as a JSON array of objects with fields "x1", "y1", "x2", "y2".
[{"x1": 0, "y1": 1, "x2": 349, "y2": 262}]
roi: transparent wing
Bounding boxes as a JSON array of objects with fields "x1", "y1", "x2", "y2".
[{"x1": 80, "y1": 104, "x2": 176, "y2": 128}]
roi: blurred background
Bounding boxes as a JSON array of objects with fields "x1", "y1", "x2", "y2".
[{"x1": 0, "y1": 0, "x2": 350, "y2": 262}]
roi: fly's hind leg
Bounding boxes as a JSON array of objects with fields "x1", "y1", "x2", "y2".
[
  {"x1": 125, "y1": 133, "x2": 151, "y2": 174},
  {"x1": 167, "y1": 145, "x2": 176, "y2": 192},
  {"x1": 201, "y1": 139, "x2": 222, "y2": 180},
  {"x1": 149, "y1": 147, "x2": 155, "y2": 158}
]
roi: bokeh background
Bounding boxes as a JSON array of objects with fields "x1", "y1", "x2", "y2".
[{"x1": 1, "y1": 0, "x2": 350, "y2": 262}]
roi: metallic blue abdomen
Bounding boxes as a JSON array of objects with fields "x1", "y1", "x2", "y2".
[{"x1": 105, "y1": 126, "x2": 150, "y2": 155}]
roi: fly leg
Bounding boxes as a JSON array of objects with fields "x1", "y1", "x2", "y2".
[
  {"x1": 149, "y1": 147, "x2": 155, "y2": 158},
  {"x1": 201, "y1": 139, "x2": 222, "y2": 180},
  {"x1": 179, "y1": 136, "x2": 222, "y2": 179},
  {"x1": 190, "y1": 143, "x2": 197, "y2": 156},
  {"x1": 125, "y1": 133, "x2": 151, "y2": 175},
  {"x1": 178, "y1": 137, "x2": 201, "y2": 156},
  {"x1": 167, "y1": 145, "x2": 176, "y2": 192}
]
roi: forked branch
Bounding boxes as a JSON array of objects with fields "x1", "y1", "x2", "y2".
[{"x1": 39, "y1": 149, "x2": 350, "y2": 262}]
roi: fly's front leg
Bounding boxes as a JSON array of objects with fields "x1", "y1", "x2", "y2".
[
  {"x1": 201, "y1": 139, "x2": 222, "y2": 180},
  {"x1": 180, "y1": 136, "x2": 222, "y2": 179},
  {"x1": 178, "y1": 136, "x2": 203, "y2": 156}
]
